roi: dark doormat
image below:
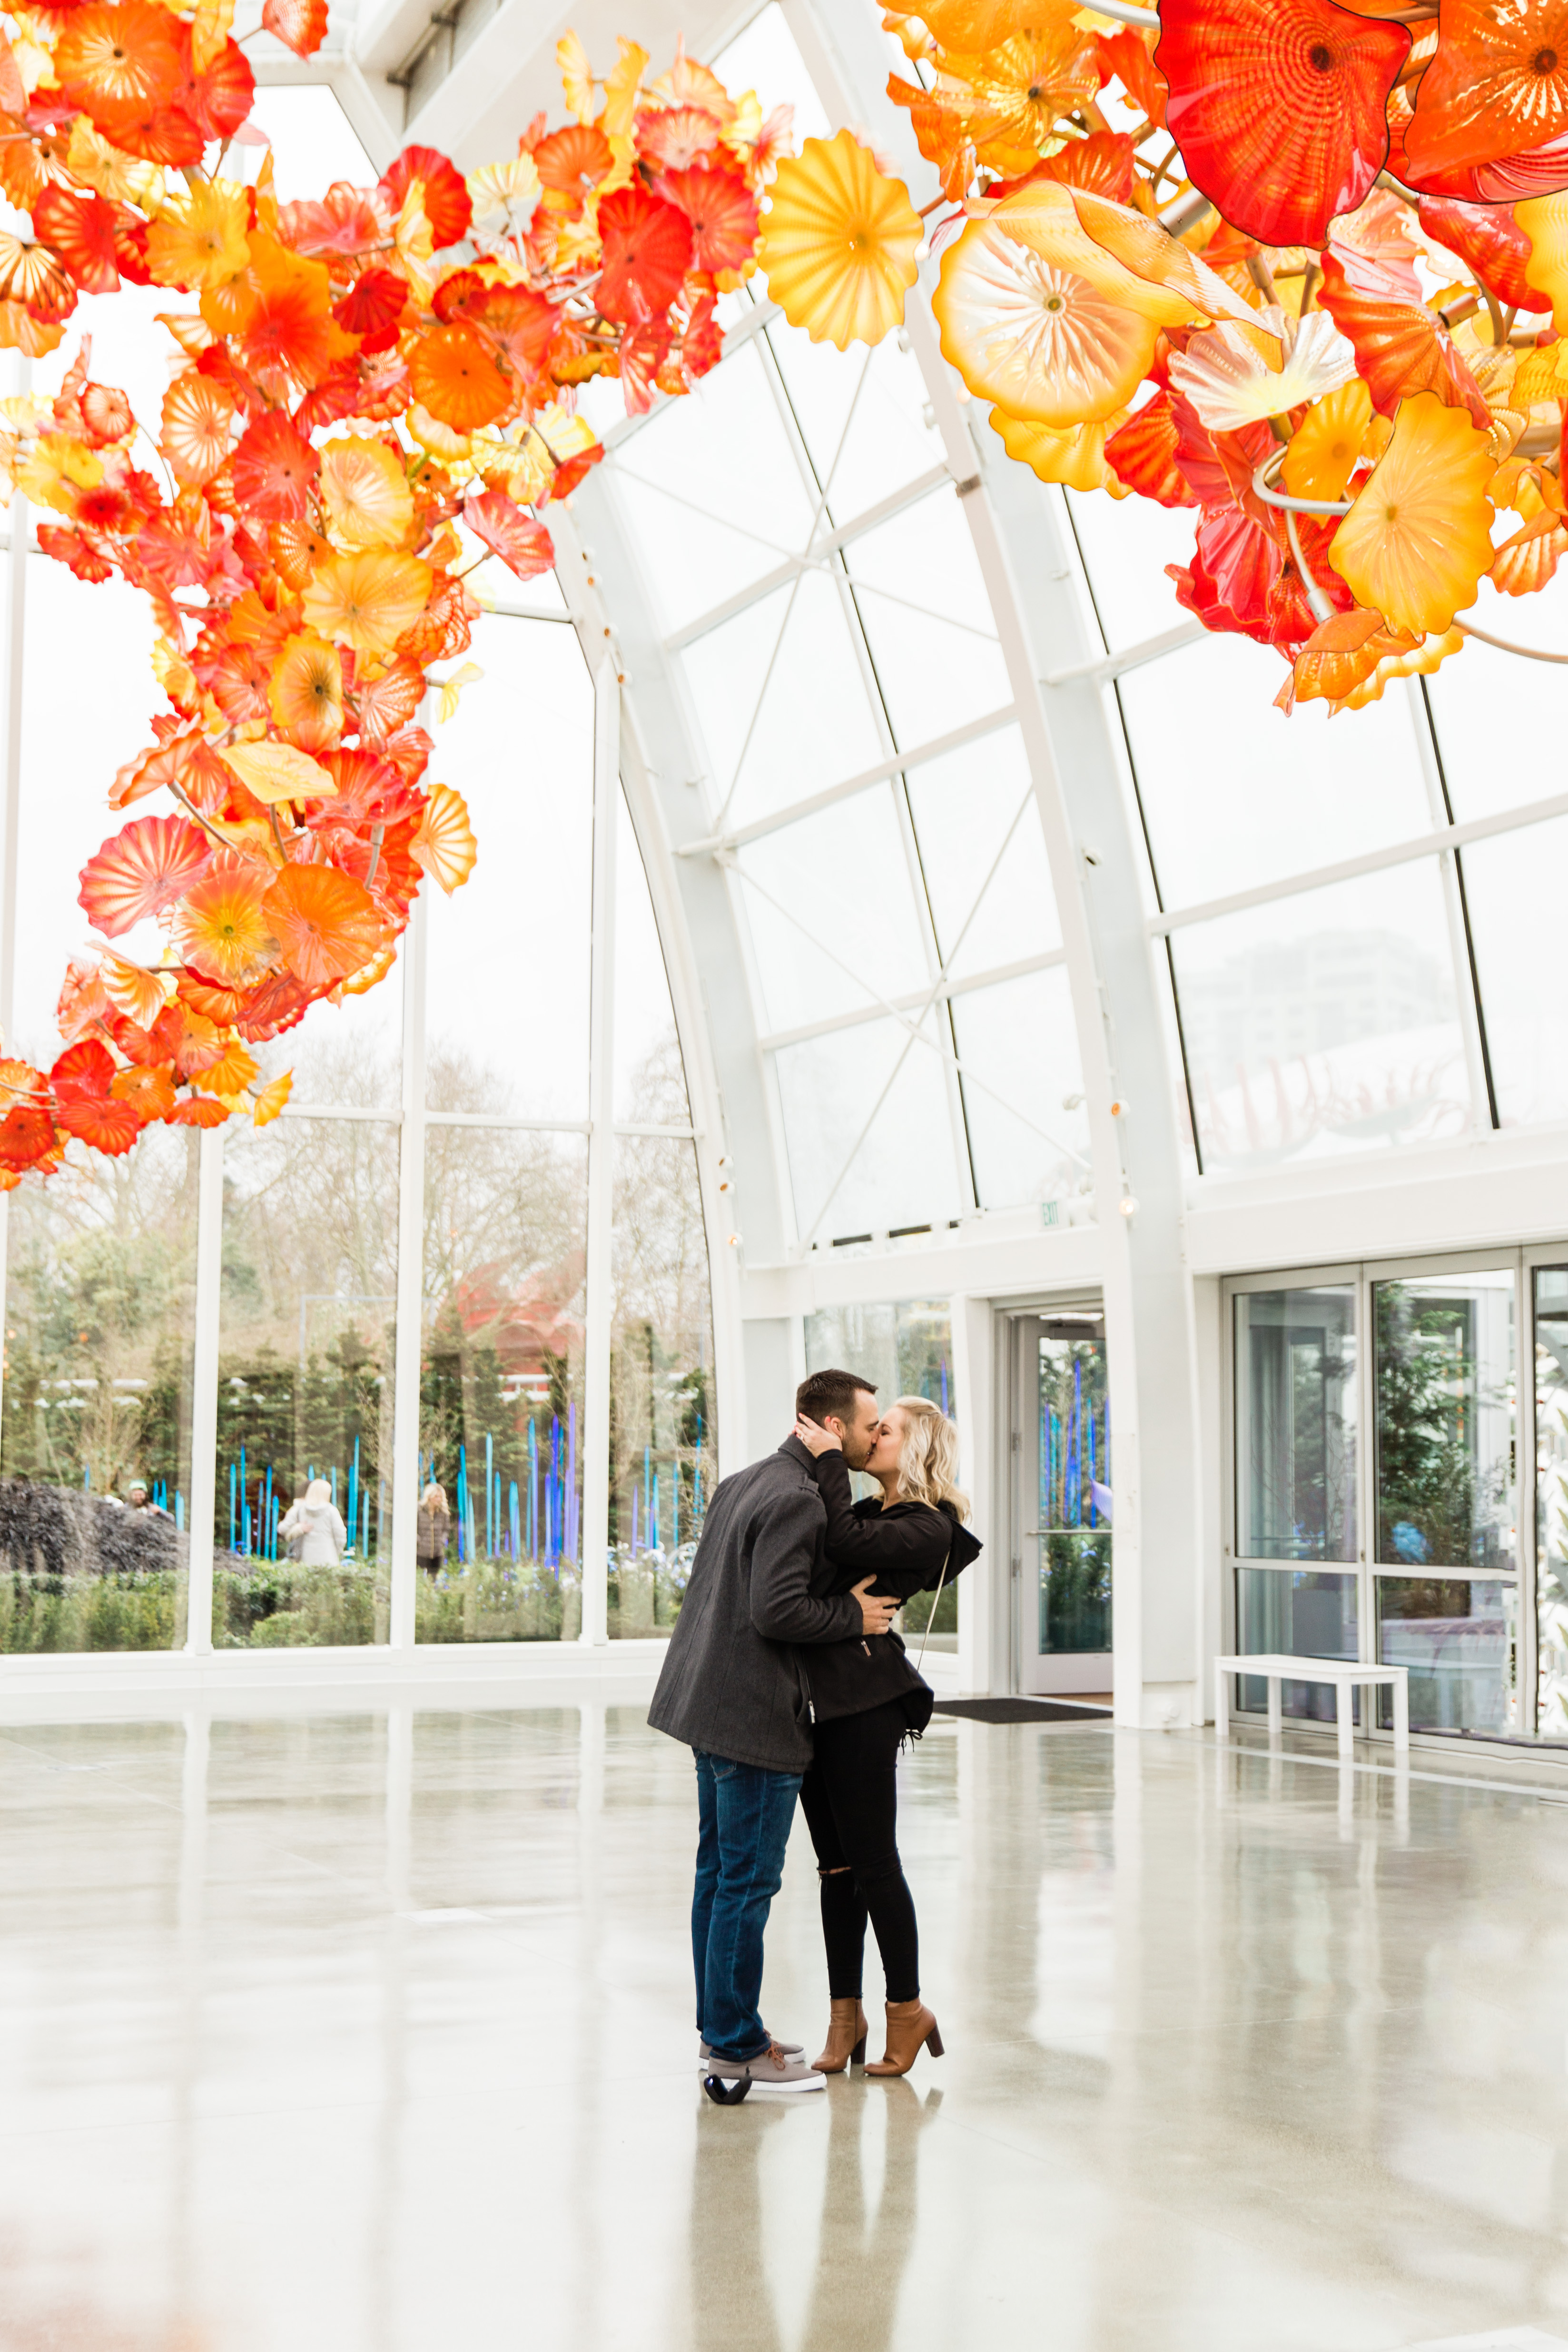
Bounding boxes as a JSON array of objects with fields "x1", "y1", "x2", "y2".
[{"x1": 931, "y1": 1697, "x2": 1112, "y2": 1724}]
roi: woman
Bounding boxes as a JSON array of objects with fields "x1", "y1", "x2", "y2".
[
  {"x1": 792, "y1": 1397, "x2": 982, "y2": 2080},
  {"x1": 277, "y1": 1477, "x2": 347, "y2": 1567},
  {"x1": 416, "y1": 1481, "x2": 451, "y2": 1575}
]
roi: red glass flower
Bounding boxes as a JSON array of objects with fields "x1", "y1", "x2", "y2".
[{"x1": 1157, "y1": 0, "x2": 1410, "y2": 245}]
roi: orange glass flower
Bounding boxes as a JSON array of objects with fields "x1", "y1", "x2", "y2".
[
  {"x1": 1156, "y1": 0, "x2": 1409, "y2": 245},
  {"x1": 161, "y1": 372, "x2": 235, "y2": 487},
  {"x1": 410, "y1": 324, "x2": 512, "y2": 432},
  {"x1": 1406, "y1": 0, "x2": 1568, "y2": 180},
  {"x1": 231, "y1": 411, "x2": 319, "y2": 521},
  {"x1": 269, "y1": 632, "x2": 345, "y2": 753},
  {"x1": 263, "y1": 863, "x2": 385, "y2": 989},
  {"x1": 54, "y1": 3, "x2": 183, "y2": 122}
]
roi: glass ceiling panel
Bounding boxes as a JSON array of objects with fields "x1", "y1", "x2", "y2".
[
  {"x1": 681, "y1": 569, "x2": 884, "y2": 833},
  {"x1": 1456, "y1": 816, "x2": 1568, "y2": 1130},
  {"x1": 610, "y1": 341, "x2": 814, "y2": 636},
  {"x1": 904, "y1": 726, "x2": 1063, "y2": 976},
  {"x1": 1120, "y1": 640, "x2": 1435, "y2": 909},
  {"x1": 736, "y1": 790, "x2": 932, "y2": 1034},
  {"x1": 424, "y1": 614, "x2": 592, "y2": 1118},
  {"x1": 767, "y1": 322, "x2": 943, "y2": 521},
  {"x1": 1168, "y1": 860, "x2": 1470, "y2": 1171},
  {"x1": 1065, "y1": 482, "x2": 1197, "y2": 652},
  {"x1": 950, "y1": 967, "x2": 1088, "y2": 1210},
  {"x1": 775, "y1": 1012, "x2": 965, "y2": 1241},
  {"x1": 845, "y1": 486, "x2": 1012, "y2": 746}
]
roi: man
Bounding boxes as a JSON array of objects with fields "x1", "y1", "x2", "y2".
[
  {"x1": 127, "y1": 1480, "x2": 170, "y2": 1519},
  {"x1": 648, "y1": 1368, "x2": 891, "y2": 2094}
]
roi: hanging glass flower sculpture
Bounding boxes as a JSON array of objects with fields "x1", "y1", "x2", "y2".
[
  {"x1": 0, "y1": 25, "x2": 790, "y2": 1180},
  {"x1": 782, "y1": 0, "x2": 1568, "y2": 727}
]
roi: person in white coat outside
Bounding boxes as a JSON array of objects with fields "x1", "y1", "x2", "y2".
[{"x1": 278, "y1": 1478, "x2": 348, "y2": 1566}]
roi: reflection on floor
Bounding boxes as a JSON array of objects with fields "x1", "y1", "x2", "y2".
[{"x1": 5, "y1": 1701, "x2": 1568, "y2": 2349}]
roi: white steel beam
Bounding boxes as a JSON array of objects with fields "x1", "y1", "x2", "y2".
[
  {"x1": 387, "y1": 892, "x2": 426, "y2": 1650},
  {"x1": 676, "y1": 701, "x2": 1018, "y2": 858},
  {"x1": 580, "y1": 658, "x2": 618, "y2": 1648},
  {"x1": 660, "y1": 465, "x2": 952, "y2": 652},
  {"x1": 1147, "y1": 787, "x2": 1568, "y2": 935},
  {"x1": 551, "y1": 496, "x2": 781, "y2": 1476},
  {"x1": 183, "y1": 1125, "x2": 225, "y2": 1657}
]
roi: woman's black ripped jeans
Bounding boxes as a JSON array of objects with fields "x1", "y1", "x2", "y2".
[{"x1": 798, "y1": 1696, "x2": 919, "y2": 2004}]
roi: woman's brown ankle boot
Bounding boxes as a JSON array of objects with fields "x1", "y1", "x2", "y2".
[
  {"x1": 866, "y1": 1997, "x2": 944, "y2": 2077},
  {"x1": 814, "y1": 1998, "x2": 868, "y2": 2073}
]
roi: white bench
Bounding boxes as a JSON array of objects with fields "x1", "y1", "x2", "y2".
[{"x1": 1215, "y1": 1653, "x2": 1410, "y2": 1761}]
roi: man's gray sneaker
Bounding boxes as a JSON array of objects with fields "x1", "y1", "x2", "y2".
[
  {"x1": 699, "y1": 2034, "x2": 802, "y2": 2069},
  {"x1": 705, "y1": 2040, "x2": 825, "y2": 2094}
]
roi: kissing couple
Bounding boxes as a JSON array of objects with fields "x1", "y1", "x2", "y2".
[{"x1": 648, "y1": 1367, "x2": 981, "y2": 2093}]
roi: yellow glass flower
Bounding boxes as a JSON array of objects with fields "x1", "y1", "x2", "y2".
[
  {"x1": 1283, "y1": 379, "x2": 1375, "y2": 505},
  {"x1": 318, "y1": 437, "x2": 414, "y2": 552},
  {"x1": 1337, "y1": 628, "x2": 1463, "y2": 712},
  {"x1": 301, "y1": 551, "x2": 434, "y2": 657},
  {"x1": 1517, "y1": 193, "x2": 1568, "y2": 332},
  {"x1": 988, "y1": 408, "x2": 1124, "y2": 492},
  {"x1": 933, "y1": 214, "x2": 1157, "y2": 426},
  {"x1": 1327, "y1": 392, "x2": 1496, "y2": 637},
  {"x1": 993, "y1": 181, "x2": 1261, "y2": 335},
  {"x1": 936, "y1": 28, "x2": 1100, "y2": 177},
  {"x1": 147, "y1": 180, "x2": 250, "y2": 293},
  {"x1": 758, "y1": 130, "x2": 922, "y2": 351}
]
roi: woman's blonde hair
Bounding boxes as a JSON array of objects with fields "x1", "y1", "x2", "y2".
[{"x1": 891, "y1": 1397, "x2": 969, "y2": 1522}]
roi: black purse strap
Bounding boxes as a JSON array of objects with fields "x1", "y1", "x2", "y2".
[{"x1": 915, "y1": 1530, "x2": 955, "y2": 1675}]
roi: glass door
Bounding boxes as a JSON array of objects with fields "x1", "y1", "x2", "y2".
[
  {"x1": 1371, "y1": 1267, "x2": 1518, "y2": 1733},
  {"x1": 1231, "y1": 1281, "x2": 1361, "y2": 1724},
  {"x1": 1226, "y1": 1257, "x2": 1523, "y2": 1742},
  {"x1": 1016, "y1": 1309, "x2": 1112, "y2": 1695}
]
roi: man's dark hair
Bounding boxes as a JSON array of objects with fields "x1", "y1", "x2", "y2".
[{"x1": 797, "y1": 1368, "x2": 877, "y2": 1426}]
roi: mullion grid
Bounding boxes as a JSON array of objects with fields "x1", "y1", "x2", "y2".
[
  {"x1": 1053, "y1": 490, "x2": 1502, "y2": 1171},
  {"x1": 745, "y1": 324, "x2": 983, "y2": 1235}
]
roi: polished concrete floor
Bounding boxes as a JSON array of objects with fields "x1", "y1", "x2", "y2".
[{"x1": 4, "y1": 1702, "x2": 1568, "y2": 2352}]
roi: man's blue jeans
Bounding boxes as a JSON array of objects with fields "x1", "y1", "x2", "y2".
[{"x1": 691, "y1": 1751, "x2": 802, "y2": 2060}]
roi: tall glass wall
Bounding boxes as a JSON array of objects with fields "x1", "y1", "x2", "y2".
[
  {"x1": 1233, "y1": 1265, "x2": 1520, "y2": 1737},
  {"x1": 803, "y1": 1296, "x2": 957, "y2": 1642},
  {"x1": 597, "y1": 15, "x2": 1088, "y2": 1252},
  {"x1": 0, "y1": 88, "x2": 714, "y2": 1655}
]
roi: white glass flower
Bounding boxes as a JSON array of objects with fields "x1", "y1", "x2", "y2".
[{"x1": 1168, "y1": 305, "x2": 1358, "y2": 433}]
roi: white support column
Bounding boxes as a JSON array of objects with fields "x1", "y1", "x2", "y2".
[
  {"x1": 580, "y1": 657, "x2": 618, "y2": 1647},
  {"x1": 0, "y1": 458, "x2": 28, "y2": 1431},
  {"x1": 794, "y1": 0, "x2": 1205, "y2": 1730},
  {"x1": 388, "y1": 896, "x2": 427, "y2": 1651},
  {"x1": 0, "y1": 481, "x2": 26, "y2": 1049},
  {"x1": 183, "y1": 1124, "x2": 224, "y2": 1656}
]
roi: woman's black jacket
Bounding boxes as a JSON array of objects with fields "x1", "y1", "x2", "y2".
[{"x1": 795, "y1": 1449, "x2": 982, "y2": 1723}]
